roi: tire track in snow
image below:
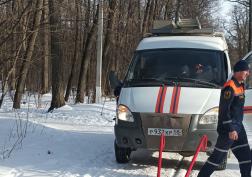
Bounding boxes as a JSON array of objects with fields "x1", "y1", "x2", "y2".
[
  {"x1": 169, "y1": 156, "x2": 195, "y2": 177},
  {"x1": 171, "y1": 156, "x2": 185, "y2": 177}
]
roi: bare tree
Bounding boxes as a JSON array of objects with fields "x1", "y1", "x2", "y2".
[
  {"x1": 227, "y1": 0, "x2": 251, "y2": 51},
  {"x1": 142, "y1": 0, "x2": 151, "y2": 35},
  {"x1": 65, "y1": 0, "x2": 81, "y2": 102},
  {"x1": 48, "y1": 0, "x2": 65, "y2": 111},
  {"x1": 101, "y1": 0, "x2": 117, "y2": 95},
  {"x1": 42, "y1": 0, "x2": 50, "y2": 94},
  {"x1": 75, "y1": 3, "x2": 98, "y2": 104},
  {"x1": 13, "y1": 0, "x2": 44, "y2": 109},
  {"x1": 175, "y1": 0, "x2": 182, "y2": 23},
  {"x1": 224, "y1": 4, "x2": 249, "y2": 62}
]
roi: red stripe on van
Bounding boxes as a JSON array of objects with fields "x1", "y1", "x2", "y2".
[
  {"x1": 244, "y1": 110, "x2": 252, "y2": 114},
  {"x1": 160, "y1": 86, "x2": 167, "y2": 113},
  {"x1": 244, "y1": 106, "x2": 252, "y2": 110},
  {"x1": 174, "y1": 87, "x2": 181, "y2": 114},
  {"x1": 170, "y1": 87, "x2": 176, "y2": 113},
  {"x1": 244, "y1": 106, "x2": 252, "y2": 114},
  {"x1": 155, "y1": 87, "x2": 163, "y2": 113}
]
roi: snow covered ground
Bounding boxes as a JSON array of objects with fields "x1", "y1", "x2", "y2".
[{"x1": 0, "y1": 93, "x2": 248, "y2": 177}]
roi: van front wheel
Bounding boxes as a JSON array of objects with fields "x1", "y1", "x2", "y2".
[{"x1": 114, "y1": 140, "x2": 131, "y2": 163}]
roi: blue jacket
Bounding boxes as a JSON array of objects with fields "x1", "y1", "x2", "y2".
[{"x1": 217, "y1": 77, "x2": 245, "y2": 134}]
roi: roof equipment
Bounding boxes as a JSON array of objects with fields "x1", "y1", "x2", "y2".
[{"x1": 150, "y1": 18, "x2": 223, "y2": 38}]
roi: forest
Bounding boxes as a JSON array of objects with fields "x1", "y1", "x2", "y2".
[{"x1": 0, "y1": 0, "x2": 250, "y2": 110}]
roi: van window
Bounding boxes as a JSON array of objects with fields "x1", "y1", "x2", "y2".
[{"x1": 125, "y1": 49, "x2": 226, "y2": 87}]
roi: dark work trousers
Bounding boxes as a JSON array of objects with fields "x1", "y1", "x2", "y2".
[{"x1": 197, "y1": 125, "x2": 251, "y2": 177}]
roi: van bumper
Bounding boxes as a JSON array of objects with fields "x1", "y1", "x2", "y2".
[
  {"x1": 114, "y1": 113, "x2": 218, "y2": 152},
  {"x1": 114, "y1": 125, "x2": 217, "y2": 152}
]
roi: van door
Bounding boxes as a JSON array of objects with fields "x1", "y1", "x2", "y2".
[{"x1": 243, "y1": 55, "x2": 252, "y2": 141}]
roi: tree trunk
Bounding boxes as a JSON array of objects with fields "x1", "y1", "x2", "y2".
[
  {"x1": 102, "y1": 0, "x2": 117, "y2": 94},
  {"x1": 13, "y1": 0, "x2": 43, "y2": 109},
  {"x1": 65, "y1": 0, "x2": 80, "y2": 102},
  {"x1": 0, "y1": 41, "x2": 23, "y2": 108},
  {"x1": 147, "y1": 0, "x2": 155, "y2": 31},
  {"x1": 48, "y1": 0, "x2": 66, "y2": 111},
  {"x1": 175, "y1": 0, "x2": 182, "y2": 23},
  {"x1": 75, "y1": 6, "x2": 98, "y2": 104},
  {"x1": 142, "y1": 0, "x2": 151, "y2": 35},
  {"x1": 103, "y1": 0, "x2": 117, "y2": 60},
  {"x1": 164, "y1": 1, "x2": 169, "y2": 20},
  {"x1": 42, "y1": 0, "x2": 50, "y2": 94}
]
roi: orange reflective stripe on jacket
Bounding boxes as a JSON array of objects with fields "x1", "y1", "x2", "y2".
[{"x1": 223, "y1": 80, "x2": 244, "y2": 96}]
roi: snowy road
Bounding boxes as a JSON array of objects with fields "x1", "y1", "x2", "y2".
[
  {"x1": 0, "y1": 96, "x2": 247, "y2": 176},
  {"x1": 0, "y1": 118, "x2": 242, "y2": 177}
]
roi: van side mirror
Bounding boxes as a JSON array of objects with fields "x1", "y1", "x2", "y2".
[
  {"x1": 108, "y1": 71, "x2": 121, "y2": 89},
  {"x1": 109, "y1": 71, "x2": 122, "y2": 97}
]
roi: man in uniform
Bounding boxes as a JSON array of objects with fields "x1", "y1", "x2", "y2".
[{"x1": 197, "y1": 60, "x2": 251, "y2": 177}]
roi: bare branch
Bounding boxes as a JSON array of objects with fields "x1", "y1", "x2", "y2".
[{"x1": 227, "y1": 0, "x2": 249, "y2": 7}]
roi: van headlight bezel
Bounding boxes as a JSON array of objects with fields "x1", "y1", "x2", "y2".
[
  {"x1": 116, "y1": 105, "x2": 134, "y2": 123},
  {"x1": 199, "y1": 107, "x2": 219, "y2": 125}
]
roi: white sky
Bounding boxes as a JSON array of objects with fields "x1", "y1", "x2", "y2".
[{"x1": 219, "y1": 0, "x2": 233, "y2": 20}]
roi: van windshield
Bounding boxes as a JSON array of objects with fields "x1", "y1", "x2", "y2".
[{"x1": 125, "y1": 49, "x2": 226, "y2": 88}]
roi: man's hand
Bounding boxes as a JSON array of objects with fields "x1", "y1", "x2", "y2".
[{"x1": 229, "y1": 131, "x2": 238, "y2": 140}]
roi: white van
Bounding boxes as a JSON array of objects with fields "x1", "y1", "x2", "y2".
[{"x1": 109, "y1": 20, "x2": 252, "y2": 169}]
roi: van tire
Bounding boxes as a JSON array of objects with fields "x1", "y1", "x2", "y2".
[
  {"x1": 114, "y1": 140, "x2": 131, "y2": 163},
  {"x1": 216, "y1": 155, "x2": 227, "y2": 170}
]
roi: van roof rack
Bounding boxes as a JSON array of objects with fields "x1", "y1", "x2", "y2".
[
  {"x1": 176, "y1": 18, "x2": 201, "y2": 29},
  {"x1": 150, "y1": 18, "x2": 223, "y2": 37}
]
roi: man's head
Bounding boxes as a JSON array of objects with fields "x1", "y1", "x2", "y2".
[
  {"x1": 195, "y1": 63, "x2": 203, "y2": 74},
  {"x1": 233, "y1": 60, "x2": 250, "y2": 82}
]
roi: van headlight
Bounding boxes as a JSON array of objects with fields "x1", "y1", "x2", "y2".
[
  {"x1": 117, "y1": 105, "x2": 134, "y2": 122},
  {"x1": 199, "y1": 107, "x2": 219, "y2": 124}
]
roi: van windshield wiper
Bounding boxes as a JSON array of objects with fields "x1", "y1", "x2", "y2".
[
  {"x1": 162, "y1": 76, "x2": 219, "y2": 88},
  {"x1": 127, "y1": 78, "x2": 175, "y2": 85},
  {"x1": 178, "y1": 77, "x2": 220, "y2": 88}
]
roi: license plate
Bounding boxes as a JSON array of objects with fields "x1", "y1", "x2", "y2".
[{"x1": 148, "y1": 128, "x2": 182, "y2": 136}]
